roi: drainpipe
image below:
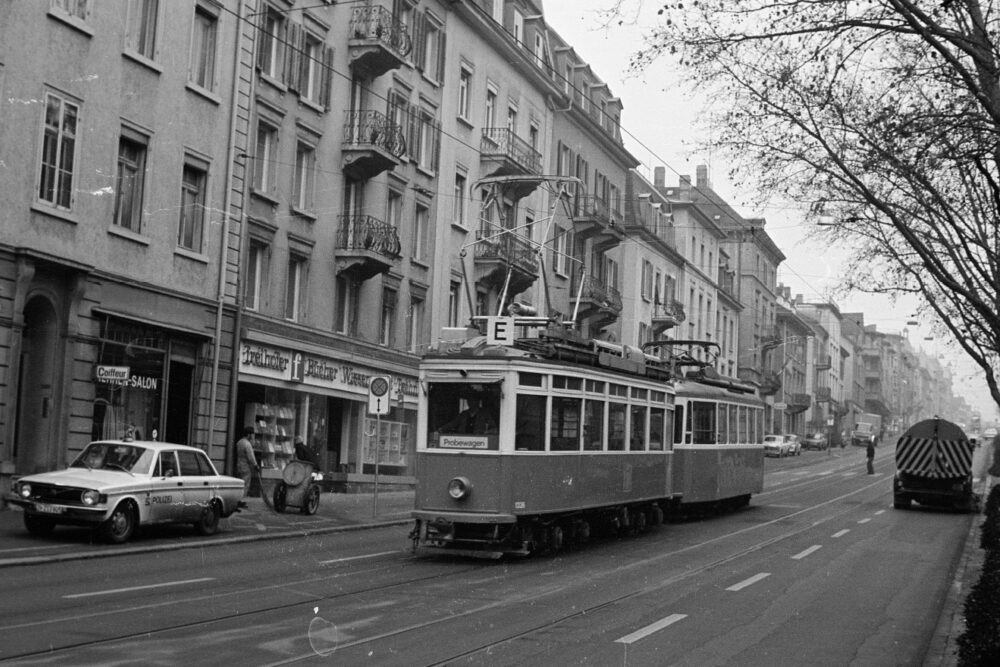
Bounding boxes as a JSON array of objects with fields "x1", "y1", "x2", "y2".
[{"x1": 209, "y1": 0, "x2": 249, "y2": 469}]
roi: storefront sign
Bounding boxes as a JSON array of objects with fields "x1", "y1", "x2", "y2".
[
  {"x1": 94, "y1": 365, "x2": 159, "y2": 390},
  {"x1": 239, "y1": 342, "x2": 418, "y2": 402}
]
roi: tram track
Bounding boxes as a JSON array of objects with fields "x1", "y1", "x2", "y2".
[{"x1": 3, "y1": 458, "x2": 893, "y2": 664}]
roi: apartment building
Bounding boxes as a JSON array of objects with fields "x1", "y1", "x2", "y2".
[{"x1": 0, "y1": 0, "x2": 242, "y2": 490}]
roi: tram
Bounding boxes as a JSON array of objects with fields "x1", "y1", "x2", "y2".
[{"x1": 409, "y1": 322, "x2": 765, "y2": 557}]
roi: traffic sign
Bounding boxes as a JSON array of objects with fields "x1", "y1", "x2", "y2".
[{"x1": 368, "y1": 375, "x2": 391, "y2": 415}]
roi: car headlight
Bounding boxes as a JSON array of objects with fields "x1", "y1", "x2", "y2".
[
  {"x1": 81, "y1": 489, "x2": 101, "y2": 506},
  {"x1": 447, "y1": 476, "x2": 472, "y2": 500},
  {"x1": 18, "y1": 483, "x2": 31, "y2": 499}
]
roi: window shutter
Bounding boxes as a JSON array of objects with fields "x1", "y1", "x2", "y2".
[
  {"x1": 432, "y1": 119, "x2": 442, "y2": 173},
  {"x1": 286, "y1": 23, "x2": 302, "y2": 91},
  {"x1": 321, "y1": 46, "x2": 334, "y2": 109},
  {"x1": 255, "y1": 12, "x2": 267, "y2": 70},
  {"x1": 436, "y1": 31, "x2": 447, "y2": 83},
  {"x1": 412, "y1": 13, "x2": 427, "y2": 72}
]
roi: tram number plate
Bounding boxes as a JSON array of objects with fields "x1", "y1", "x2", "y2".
[{"x1": 34, "y1": 503, "x2": 65, "y2": 514}]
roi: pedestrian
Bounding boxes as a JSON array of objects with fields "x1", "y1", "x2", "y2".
[
  {"x1": 235, "y1": 425, "x2": 259, "y2": 499},
  {"x1": 866, "y1": 437, "x2": 875, "y2": 475},
  {"x1": 294, "y1": 435, "x2": 319, "y2": 468}
]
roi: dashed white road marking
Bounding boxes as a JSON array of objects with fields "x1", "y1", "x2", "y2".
[
  {"x1": 64, "y1": 577, "x2": 214, "y2": 599},
  {"x1": 791, "y1": 545, "x2": 822, "y2": 560},
  {"x1": 832, "y1": 529, "x2": 850, "y2": 538},
  {"x1": 726, "y1": 573, "x2": 770, "y2": 591},
  {"x1": 319, "y1": 550, "x2": 399, "y2": 565},
  {"x1": 615, "y1": 614, "x2": 688, "y2": 644},
  {"x1": 858, "y1": 518, "x2": 871, "y2": 524},
  {"x1": 874, "y1": 510, "x2": 886, "y2": 516}
]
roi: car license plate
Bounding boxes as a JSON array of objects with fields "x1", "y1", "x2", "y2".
[{"x1": 34, "y1": 503, "x2": 64, "y2": 514}]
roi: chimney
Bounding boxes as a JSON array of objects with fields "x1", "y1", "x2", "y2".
[
  {"x1": 696, "y1": 164, "x2": 710, "y2": 189},
  {"x1": 654, "y1": 166, "x2": 665, "y2": 188},
  {"x1": 795, "y1": 294, "x2": 804, "y2": 305},
  {"x1": 679, "y1": 175, "x2": 691, "y2": 200}
]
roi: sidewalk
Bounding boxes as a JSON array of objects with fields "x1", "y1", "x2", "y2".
[{"x1": 0, "y1": 489, "x2": 415, "y2": 568}]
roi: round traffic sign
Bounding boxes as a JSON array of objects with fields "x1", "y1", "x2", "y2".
[{"x1": 370, "y1": 376, "x2": 389, "y2": 396}]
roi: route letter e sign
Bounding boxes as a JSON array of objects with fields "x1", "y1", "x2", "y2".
[
  {"x1": 486, "y1": 316, "x2": 515, "y2": 345},
  {"x1": 368, "y1": 375, "x2": 391, "y2": 416}
]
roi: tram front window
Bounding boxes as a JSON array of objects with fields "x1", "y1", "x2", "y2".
[{"x1": 428, "y1": 384, "x2": 501, "y2": 446}]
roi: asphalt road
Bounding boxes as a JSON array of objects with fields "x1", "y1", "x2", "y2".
[{"x1": 0, "y1": 445, "x2": 978, "y2": 666}]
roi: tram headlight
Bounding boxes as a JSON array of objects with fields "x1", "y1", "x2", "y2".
[{"x1": 447, "y1": 476, "x2": 472, "y2": 500}]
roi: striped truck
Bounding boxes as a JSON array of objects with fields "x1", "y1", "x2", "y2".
[{"x1": 893, "y1": 417, "x2": 978, "y2": 511}]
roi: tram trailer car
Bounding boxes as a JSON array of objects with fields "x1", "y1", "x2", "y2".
[
  {"x1": 410, "y1": 337, "x2": 680, "y2": 557},
  {"x1": 671, "y1": 379, "x2": 766, "y2": 510},
  {"x1": 893, "y1": 417, "x2": 978, "y2": 511}
]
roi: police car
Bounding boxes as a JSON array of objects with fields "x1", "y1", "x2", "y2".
[{"x1": 8, "y1": 440, "x2": 245, "y2": 543}]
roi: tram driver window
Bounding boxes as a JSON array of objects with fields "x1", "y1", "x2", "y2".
[{"x1": 428, "y1": 384, "x2": 501, "y2": 436}]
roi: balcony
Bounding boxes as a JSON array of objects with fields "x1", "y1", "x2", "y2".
[
  {"x1": 342, "y1": 110, "x2": 406, "y2": 179},
  {"x1": 786, "y1": 393, "x2": 812, "y2": 414},
  {"x1": 335, "y1": 215, "x2": 401, "y2": 280},
  {"x1": 348, "y1": 5, "x2": 412, "y2": 78},
  {"x1": 479, "y1": 128, "x2": 543, "y2": 196},
  {"x1": 572, "y1": 273, "x2": 623, "y2": 330},
  {"x1": 651, "y1": 298, "x2": 686, "y2": 335},
  {"x1": 815, "y1": 354, "x2": 832, "y2": 371},
  {"x1": 572, "y1": 195, "x2": 624, "y2": 251},
  {"x1": 473, "y1": 229, "x2": 539, "y2": 295},
  {"x1": 815, "y1": 386, "x2": 832, "y2": 402}
]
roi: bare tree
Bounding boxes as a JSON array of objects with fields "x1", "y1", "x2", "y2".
[{"x1": 620, "y1": 0, "x2": 1000, "y2": 410}]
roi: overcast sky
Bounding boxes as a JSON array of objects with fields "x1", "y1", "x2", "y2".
[{"x1": 542, "y1": 2, "x2": 996, "y2": 418}]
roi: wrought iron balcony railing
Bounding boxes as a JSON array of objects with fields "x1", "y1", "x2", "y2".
[
  {"x1": 653, "y1": 298, "x2": 686, "y2": 324},
  {"x1": 573, "y1": 195, "x2": 611, "y2": 224},
  {"x1": 474, "y1": 229, "x2": 537, "y2": 275},
  {"x1": 343, "y1": 110, "x2": 406, "y2": 157},
  {"x1": 336, "y1": 215, "x2": 401, "y2": 258},
  {"x1": 575, "y1": 273, "x2": 623, "y2": 312},
  {"x1": 480, "y1": 127, "x2": 542, "y2": 174},
  {"x1": 349, "y1": 6, "x2": 412, "y2": 59}
]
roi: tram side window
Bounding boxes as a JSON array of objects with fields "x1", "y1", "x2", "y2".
[
  {"x1": 675, "y1": 403, "x2": 687, "y2": 444},
  {"x1": 515, "y1": 394, "x2": 546, "y2": 451},
  {"x1": 551, "y1": 397, "x2": 582, "y2": 451},
  {"x1": 738, "y1": 406, "x2": 749, "y2": 443},
  {"x1": 691, "y1": 401, "x2": 716, "y2": 444},
  {"x1": 728, "y1": 404, "x2": 738, "y2": 442},
  {"x1": 630, "y1": 405, "x2": 647, "y2": 451},
  {"x1": 608, "y1": 403, "x2": 626, "y2": 451},
  {"x1": 583, "y1": 399, "x2": 604, "y2": 450},
  {"x1": 718, "y1": 405, "x2": 729, "y2": 445},
  {"x1": 649, "y1": 408, "x2": 665, "y2": 451}
]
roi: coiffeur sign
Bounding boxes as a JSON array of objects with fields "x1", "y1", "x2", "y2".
[{"x1": 238, "y1": 343, "x2": 418, "y2": 402}]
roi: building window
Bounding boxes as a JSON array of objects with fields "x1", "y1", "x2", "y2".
[
  {"x1": 552, "y1": 227, "x2": 570, "y2": 276},
  {"x1": 257, "y1": 7, "x2": 285, "y2": 80},
  {"x1": 453, "y1": 172, "x2": 466, "y2": 226},
  {"x1": 407, "y1": 296, "x2": 424, "y2": 353},
  {"x1": 38, "y1": 92, "x2": 79, "y2": 210},
  {"x1": 491, "y1": 0, "x2": 503, "y2": 23},
  {"x1": 484, "y1": 87, "x2": 497, "y2": 128},
  {"x1": 458, "y1": 66, "x2": 472, "y2": 120},
  {"x1": 335, "y1": 275, "x2": 359, "y2": 335},
  {"x1": 412, "y1": 107, "x2": 440, "y2": 173},
  {"x1": 114, "y1": 129, "x2": 147, "y2": 232},
  {"x1": 512, "y1": 9, "x2": 524, "y2": 43},
  {"x1": 533, "y1": 31, "x2": 545, "y2": 66},
  {"x1": 529, "y1": 123, "x2": 539, "y2": 151},
  {"x1": 285, "y1": 255, "x2": 305, "y2": 322},
  {"x1": 52, "y1": 0, "x2": 89, "y2": 20},
  {"x1": 641, "y1": 260, "x2": 653, "y2": 301},
  {"x1": 126, "y1": 0, "x2": 159, "y2": 59},
  {"x1": 178, "y1": 161, "x2": 207, "y2": 252},
  {"x1": 380, "y1": 287, "x2": 397, "y2": 347},
  {"x1": 413, "y1": 203, "x2": 428, "y2": 260},
  {"x1": 190, "y1": 5, "x2": 218, "y2": 91},
  {"x1": 448, "y1": 281, "x2": 460, "y2": 328},
  {"x1": 293, "y1": 141, "x2": 315, "y2": 211},
  {"x1": 253, "y1": 119, "x2": 278, "y2": 193},
  {"x1": 245, "y1": 240, "x2": 268, "y2": 311},
  {"x1": 507, "y1": 104, "x2": 517, "y2": 134},
  {"x1": 387, "y1": 189, "x2": 403, "y2": 232},
  {"x1": 420, "y1": 16, "x2": 442, "y2": 82}
]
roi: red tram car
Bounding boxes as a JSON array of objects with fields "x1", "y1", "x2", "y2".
[{"x1": 409, "y1": 324, "x2": 765, "y2": 557}]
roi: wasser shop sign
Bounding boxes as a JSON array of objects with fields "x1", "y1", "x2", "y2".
[{"x1": 95, "y1": 365, "x2": 159, "y2": 390}]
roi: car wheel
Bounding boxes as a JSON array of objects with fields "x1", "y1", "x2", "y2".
[
  {"x1": 273, "y1": 483, "x2": 287, "y2": 513},
  {"x1": 301, "y1": 485, "x2": 320, "y2": 515},
  {"x1": 194, "y1": 501, "x2": 221, "y2": 536},
  {"x1": 24, "y1": 514, "x2": 56, "y2": 537},
  {"x1": 100, "y1": 502, "x2": 137, "y2": 544}
]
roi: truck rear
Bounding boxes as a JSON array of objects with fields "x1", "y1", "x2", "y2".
[{"x1": 893, "y1": 417, "x2": 978, "y2": 511}]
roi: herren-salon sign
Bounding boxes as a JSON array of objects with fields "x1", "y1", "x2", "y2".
[{"x1": 238, "y1": 343, "x2": 417, "y2": 400}]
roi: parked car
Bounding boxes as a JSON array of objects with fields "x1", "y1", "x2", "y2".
[
  {"x1": 7, "y1": 440, "x2": 245, "y2": 544},
  {"x1": 764, "y1": 434, "x2": 790, "y2": 457},
  {"x1": 802, "y1": 432, "x2": 829, "y2": 451},
  {"x1": 783, "y1": 434, "x2": 802, "y2": 456}
]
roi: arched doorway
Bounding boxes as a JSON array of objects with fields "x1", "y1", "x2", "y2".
[{"x1": 14, "y1": 295, "x2": 61, "y2": 474}]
